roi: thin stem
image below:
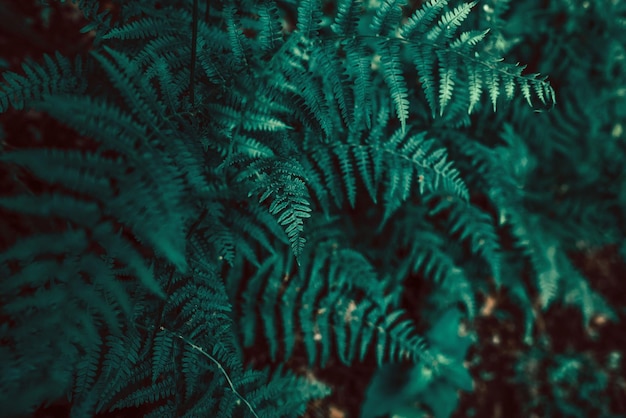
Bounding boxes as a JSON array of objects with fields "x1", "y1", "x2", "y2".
[
  {"x1": 160, "y1": 326, "x2": 260, "y2": 418},
  {"x1": 190, "y1": 0, "x2": 199, "y2": 108}
]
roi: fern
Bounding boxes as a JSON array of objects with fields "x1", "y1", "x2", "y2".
[
  {"x1": 0, "y1": 52, "x2": 84, "y2": 112},
  {"x1": 234, "y1": 245, "x2": 430, "y2": 367},
  {"x1": 2, "y1": 0, "x2": 622, "y2": 417}
]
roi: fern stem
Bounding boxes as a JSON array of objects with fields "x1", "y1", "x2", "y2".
[
  {"x1": 190, "y1": 0, "x2": 199, "y2": 108},
  {"x1": 160, "y1": 326, "x2": 260, "y2": 418}
]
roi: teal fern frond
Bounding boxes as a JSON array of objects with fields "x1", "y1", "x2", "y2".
[
  {"x1": 401, "y1": 226, "x2": 476, "y2": 317},
  {"x1": 370, "y1": 0, "x2": 406, "y2": 36},
  {"x1": 427, "y1": 194, "x2": 502, "y2": 287},
  {"x1": 0, "y1": 52, "x2": 85, "y2": 112},
  {"x1": 361, "y1": 307, "x2": 473, "y2": 418},
  {"x1": 234, "y1": 243, "x2": 429, "y2": 367},
  {"x1": 560, "y1": 258, "x2": 617, "y2": 326},
  {"x1": 245, "y1": 368, "x2": 330, "y2": 418},
  {"x1": 302, "y1": 118, "x2": 468, "y2": 222},
  {"x1": 332, "y1": 0, "x2": 362, "y2": 38},
  {"x1": 296, "y1": 0, "x2": 323, "y2": 40},
  {"x1": 398, "y1": 0, "x2": 554, "y2": 119},
  {"x1": 380, "y1": 40, "x2": 410, "y2": 132},
  {"x1": 3, "y1": 95, "x2": 190, "y2": 273},
  {"x1": 101, "y1": 12, "x2": 186, "y2": 40},
  {"x1": 224, "y1": 4, "x2": 251, "y2": 71},
  {"x1": 6, "y1": 0, "x2": 620, "y2": 417},
  {"x1": 311, "y1": 43, "x2": 355, "y2": 128},
  {"x1": 237, "y1": 158, "x2": 312, "y2": 259},
  {"x1": 257, "y1": 1, "x2": 284, "y2": 54},
  {"x1": 0, "y1": 227, "x2": 142, "y2": 415}
]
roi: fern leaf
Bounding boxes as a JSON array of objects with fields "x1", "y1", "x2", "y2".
[
  {"x1": 0, "y1": 52, "x2": 83, "y2": 112},
  {"x1": 438, "y1": 50, "x2": 457, "y2": 115},
  {"x1": 261, "y1": 176, "x2": 312, "y2": 258},
  {"x1": 332, "y1": 0, "x2": 362, "y2": 37},
  {"x1": 92, "y1": 46, "x2": 164, "y2": 125},
  {"x1": 152, "y1": 329, "x2": 174, "y2": 384},
  {"x1": 102, "y1": 14, "x2": 181, "y2": 40},
  {"x1": 345, "y1": 39, "x2": 373, "y2": 128},
  {"x1": 428, "y1": 1, "x2": 476, "y2": 41},
  {"x1": 519, "y1": 74, "x2": 533, "y2": 106},
  {"x1": 111, "y1": 375, "x2": 176, "y2": 410},
  {"x1": 412, "y1": 44, "x2": 438, "y2": 117},
  {"x1": 224, "y1": 5, "x2": 249, "y2": 69},
  {"x1": 370, "y1": 0, "x2": 406, "y2": 36},
  {"x1": 467, "y1": 64, "x2": 483, "y2": 113},
  {"x1": 73, "y1": 335, "x2": 102, "y2": 399},
  {"x1": 503, "y1": 73, "x2": 515, "y2": 100},
  {"x1": 258, "y1": 0, "x2": 284, "y2": 52},
  {"x1": 352, "y1": 143, "x2": 378, "y2": 203},
  {"x1": 450, "y1": 29, "x2": 489, "y2": 53},
  {"x1": 380, "y1": 41, "x2": 410, "y2": 132},
  {"x1": 312, "y1": 44, "x2": 354, "y2": 127},
  {"x1": 296, "y1": 0, "x2": 322, "y2": 39},
  {"x1": 488, "y1": 69, "x2": 500, "y2": 111},
  {"x1": 334, "y1": 144, "x2": 357, "y2": 207},
  {"x1": 401, "y1": 0, "x2": 447, "y2": 39},
  {"x1": 182, "y1": 346, "x2": 201, "y2": 401},
  {"x1": 428, "y1": 195, "x2": 502, "y2": 287}
]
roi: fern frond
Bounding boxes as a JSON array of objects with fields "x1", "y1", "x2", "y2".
[
  {"x1": 344, "y1": 39, "x2": 374, "y2": 128},
  {"x1": 332, "y1": 0, "x2": 362, "y2": 37},
  {"x1": 428, "y1": 195, "x2": 502, "y2": 287},
  {"x1": 411, "y1": 43, "x2": 438, "y2": 117},
  {"x1": 246, "y1": 368, "x2": 330, "y2": 418},
  {"x1": 265, "y1": 176, "x2": 312, "y2": 258},
  {"x1": 151, "y1": 329, "x2": 174, "y2": 384},
  {"x1": 399, "y1": 0, "x2": 554, "y2": 116},
  {"x1": 102, "y1": 12, "x2": 185, "y2": 40},
  {"x1": 296, "y1": 0, "x2": 323, "y2": 39},
  {"x1": 438, "y1": 48, "x2": 457, "y2": 115},
  {"x1": 311, "y1": 43, "x2": 355, "y2": 128},
  {"x1": 380, "y1": 40, "x2": 410, "y2": 132},
  {"x1": 258, "y1": 0, "x2": 284, "y2": 53},
  {"x1": 0, "y1": 52, "x2": 84, "y2": 112},
  {"x1": 224, "y1": 5, "x2": 250, "y2": 70},
  {"x1": 370, "y1": 0, "x2": 406, "y2": 36},
  {"x1": 400, "y1": 0, "x2": 447, "y2": 39},
  {"x1": 92, "y1": 46, "x2": 165, "y2": 125},
  {"x1": 427, "y1": 1, "x2": 477, "y2": 41}
]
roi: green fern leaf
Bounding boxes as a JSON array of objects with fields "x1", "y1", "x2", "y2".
[
  {"x1": 258, "y1": 0, "x2": 284, "y2": 52},
  {"x1": 371, "y1": 0, "x2": 406, "y2": 36},
  {"x1": 488, "y1": 69, "x2": 500, "y2": 111},
  {"x1": 401, "y1": 0, "x2": 447, "y2": 39},
  {"x1": 332, "y1": 0, "x2": 362, "y2": 37},
  {"x1": 151, "y1": 329, "x2": 174, "y2": 384},
  {"x1": 380, "y1": 41, "x2": 410, "y2": 132},
  {"x1": 296, "y1": 0, "x2": 322, "y2": 39}
]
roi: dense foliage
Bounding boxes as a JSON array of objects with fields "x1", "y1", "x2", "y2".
[{"x1": 0, "y1": 0, "x2": 624, "y2": 417}]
